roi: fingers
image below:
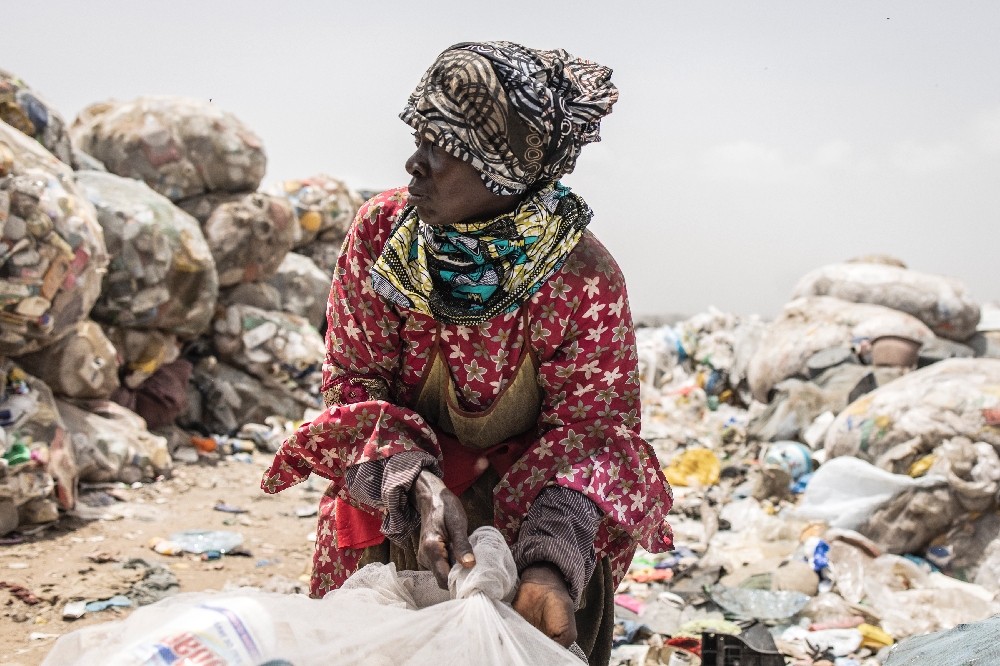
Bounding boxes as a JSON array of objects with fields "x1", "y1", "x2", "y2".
[
  {"x1": 419, "y1": 536, "x2": 452, "y2": 589},
  {"x1": 444, "y1": 498, "x2": 475, "y2": 568}
]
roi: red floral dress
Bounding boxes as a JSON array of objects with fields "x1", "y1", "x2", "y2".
[{"x1": 263, "y1": 189, "x2": 673, "y2": 597}]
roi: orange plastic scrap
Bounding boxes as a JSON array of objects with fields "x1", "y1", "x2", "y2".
[
  {"x1": 191, "y1": 436, "x2": 217, "y2": 453},
  {"x1": 627, "y1": 567, "x2": 674, "y2": 583}
]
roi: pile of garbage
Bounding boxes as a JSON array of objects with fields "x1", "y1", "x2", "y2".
[
  {"x1": 616, "y1": 257, "x2": 1000, "y2": 665},
  {"x1": 0, "y1": 70, "x2": 367, "y2": 539}
]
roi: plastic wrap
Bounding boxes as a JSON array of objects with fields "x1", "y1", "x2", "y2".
[
  {"x1": 883, "y1": 615, "x2": 1000, "y2": 666},
  {"x1": 69, "y1": 96, "x2": 266, "y2": 201},
  {"x1": 747, "y1": 297, "x2": 934, "y2": 403},
  {"x1": 823, "y1": 358, "x2": 1000, "y2": 462},
  {"x1": 41, "y1": 527, "x2": 582, "y2": 666},
  {"x1": 265, "y1": 252, "x2": 332, "y2": 328},
  {"x1": 264, "y1": 174, "x2": 363, "y2": 248},
  {"x1": 17, "y1": 319, "x2": 119, "y2": 399},
  {"x1": 213, "y1": 304, "x2": 324, "y2": 397},
  {"x1": 0, "y1": 119, "x2": 109, "y2": 356},
  {"x1": 792, "y1": 262, "x2": 980, "y2": 341},
  {"x1": 77, "y1": 171, "x2": 217, "y2": 337},
  {"x1": 202, "y1": 192, "x2": 296, "y2": 286},
  {"x1": 0, "y1": 70, "x2": 73, "y2": 166}
]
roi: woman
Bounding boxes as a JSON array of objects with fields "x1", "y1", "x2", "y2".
[{"x1": 262, "y1": 41, "x2": 673, "y2": 664}]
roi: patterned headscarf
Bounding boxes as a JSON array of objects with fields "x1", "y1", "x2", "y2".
[{"x1": 400, "y1": 41, "x2": 618, "y2": 195}]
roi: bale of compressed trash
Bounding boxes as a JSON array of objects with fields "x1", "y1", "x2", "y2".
[
  {"x1": 58, "y1": 399, "x2": 170, "y2": 484},
  {"x1": 747, "y1": 297, "x2": 934, "y2": 403},
  {"x1": 824, "y1": 358, "x2": 1000, "y2": 463},
  {"x1": 77, "y1": 171, "x2": 217, "y2": 337},
  {"x1": 69, "y1": 96, "x2": 266, "y2": 201},
  {"x1": 265, "y1": 252, "x2": 331, "y2": 328},
  {"x1": 296, "y1": 239, "x2": 342, "y2": 275},
  {"x1": 16, "y1": 319, "x2": 119, "y2": 399},
  {"x1": 264, "y1": 174, "x2": 363, "y2": 248},
  {"x1": 175, "y1": 190, "x2": 247, "y2": 224},
  {"x1": 182, "y1": 357, "x2": 305, "y2": 435},
  {"x1": 202, "y1": 193, "x2": 296, "y2": 286},
  {"x1": 0, "y1": 119, "x2": 109, "y2": 356},
  {"x1": 102, "y1": 326, "x2": 180, "y2": 389},
  {"x1": 213, "y1": 304, "x2": 325, "y2": 399},
  {"x1": 0, "y1": 359, "x2": 73, "y2": 533},
  {"x1": 0, "y1": 70, "x2": 73, "y2": 166},
  {"x1": 792, "y1": 262, "x2": 980, "y2": 342}
]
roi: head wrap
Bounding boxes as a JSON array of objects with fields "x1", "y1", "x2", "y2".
[{"x1": 400, "y1": 41, "x2": 618, "y2": 195}]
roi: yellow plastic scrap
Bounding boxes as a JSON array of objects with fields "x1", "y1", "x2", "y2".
[
  {"x1": 907, "y1": 454, "x2": 935, "y2": 478},
  {"x1": 664, "y1": 448, "x2": 721, "y2": 487},
  {"x1": 857, "y1": 623, "x2": 894, "y2": 649}
]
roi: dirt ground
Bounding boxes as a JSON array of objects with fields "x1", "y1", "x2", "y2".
[{"x1": 0, "y1": 453, "x2": 320, "y2": 666}]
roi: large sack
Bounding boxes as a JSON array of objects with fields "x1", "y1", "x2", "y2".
[
  {"x1": 297, "y1": 238, "x2": 343, "y2": 275},
  {"x1": 175, "y1": 190, "x2": 248, "y2": 224},
  {"x1": 824, "y1": 358, "x2": 1000, "y2": 463},
  {"x1": 69, "y1": 96, "x2": 266, "y2": 201},
  {"x1": 17, "y1": 319, "x2": 119, "y2": 399},
  {"x1": 747, "y1": 297, "x2": 934, "y2": 403},
  {"x1": 0, "y1": 120, "x2": 109, "y2": 356},
  {"x1": 213, "y1": 304, "x2": 325, "y2": 398},
  {"x1": 183, "y1": 358, "x2": 306, "y2": 435},
  {"x1": 264, "y1": 174, "x2": 363, "y2": 248},
  {"x1": 0, "y1": 70, "x2": 73, "y2": 166},
  {"x1": 78, "y1": 171, "x2": 217, "y2": 337},
  {"x1": 0, "y1": 359, "x2": 75, "y2": 511},
  {"x1": 59, "y1": 399, "x2": 170, "y2": 483},
  {"x1": 792, "y1": 262, "x2": 980, "y2": 341},
  {"x1": 265, "y1": 252, "x2": 331, "y2": 328},
  {"x1": 202, "y1": 192, "x2": 296, "y2": 286}
]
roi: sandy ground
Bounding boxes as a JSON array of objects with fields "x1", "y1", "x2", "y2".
[{"x1": 0, "y1": 453, "x2": 320, "y2": 666}]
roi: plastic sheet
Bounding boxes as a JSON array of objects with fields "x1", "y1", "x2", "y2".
[
  {"x1": 42, "y1": 527, "x2": 583, "y2": 666},
  {"x1": 708, "y1": 584, "x2": 810, "y2": 620},
  {"x1": 746, "y1": 297, "x2": 934, "y2": 403},
  {"x1": 265, "y1": 252, "x2": 332, "y2": 328},
  {"x1": 69, "y1": 96, "x2": 266, "y2": 201},
  {"x1": 77, "y1": 171, "x2": 217, "y2": 337},
  {"x1": 0, "y1": 119, "x2": 109, "y2": 356},
  {"x1": 213, "y1": 304, "x2": 325, "y2": 397},
  {"x1": 792, "y1": 262, "x2": 981, "y2": 342},
  {"x1": 794, "y1": 456, "x2": 945, "y2": 531},
  {"x1": 202, "y1": 192, "x2": 297, "y2": 286},
  {"x1": 263, "y1": 174, "x2": 363, "y2": 248},
  {"x1": 823, "y1": 358, "x2": 1000, "y2": 462}
]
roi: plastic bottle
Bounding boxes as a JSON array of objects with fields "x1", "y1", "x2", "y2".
[{"x1": 106, "y1": 597, "x2": 275, "y2": 666}]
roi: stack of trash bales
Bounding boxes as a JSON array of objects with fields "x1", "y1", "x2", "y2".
[{"x1": 1, "y1": 70, "x2": 74, "y2": 167}]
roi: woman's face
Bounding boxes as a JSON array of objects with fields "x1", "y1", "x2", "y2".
[{"x1": 405, "y1": 137, "x2": 523, "y2": 226}]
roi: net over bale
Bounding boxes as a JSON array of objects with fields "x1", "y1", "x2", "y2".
[
  {"x1": 77, "y1": 171, "x2": 217, "y2": 337},
  {"x1": 69, "y1": 96, "x2": 266, "y2": 201},
  {"x1": 0, "y1": 119, "x2": 108, "y2": 356}
]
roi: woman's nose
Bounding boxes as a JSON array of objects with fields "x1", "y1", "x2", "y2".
[{"x1": 405, "y1": 141, "x2": 430, "y2": 177}]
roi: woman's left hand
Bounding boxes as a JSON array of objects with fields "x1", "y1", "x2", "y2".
[{"x1": 512, "y1": 563, "x2": 577, "y2": 647}]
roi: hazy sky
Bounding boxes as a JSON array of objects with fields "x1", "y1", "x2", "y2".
[{"x1": 3, "y1": 1, "x2": 998, "y2": 316}]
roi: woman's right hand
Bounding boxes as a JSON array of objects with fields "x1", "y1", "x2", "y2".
[{"x1": 411, "y1": 470, "x2": 476, "y2": 588}]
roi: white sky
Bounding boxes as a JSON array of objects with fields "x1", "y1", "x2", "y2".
[{"x1": 3, "y1": 0, "x2": 999, "y2": 317}]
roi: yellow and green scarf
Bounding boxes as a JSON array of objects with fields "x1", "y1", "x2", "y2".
[{"x1": 370, "y1": 183, "x2": 592, "y2": 326}]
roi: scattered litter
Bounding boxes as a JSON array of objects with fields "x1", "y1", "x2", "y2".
[
  {"x1": 84, "y1": 594, "x2": 131, "y2": 612},
  {"x1": 213, "y1": 502, "x2": 247, "y2": 514},
  {"x1": 168, "y1": 529, "x2": 244, "y2": 554}
]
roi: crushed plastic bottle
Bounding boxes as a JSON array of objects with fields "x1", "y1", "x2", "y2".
[{"x1": 168, "y1": 530, "x2": 244, "y2": 554}]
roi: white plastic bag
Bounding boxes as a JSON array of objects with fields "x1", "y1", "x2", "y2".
[
  {"x1": 42, "y1": 527, "x2": 583, "y2": 666},
  {"x1": 794, "y1": 456, "x2": 945, "y2": 529}
]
